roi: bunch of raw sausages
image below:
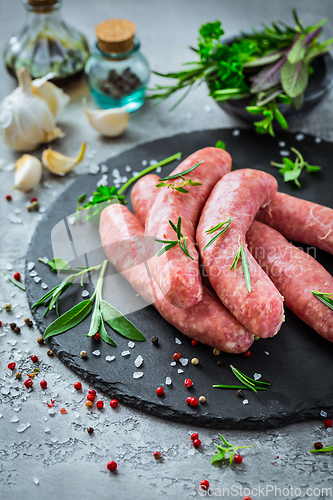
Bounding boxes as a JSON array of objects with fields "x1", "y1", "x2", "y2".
[{"x1": 100, "y1": 147, "x2": 333, "y2": 354}]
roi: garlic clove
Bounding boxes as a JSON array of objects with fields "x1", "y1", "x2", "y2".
[
  {"x1": 83, "y1": 98, "x2": 129, "y2": 137},
  {"x1": 13, "y1": 154, "x2": 42, "y2": 192},
  {"x1": 42, "y1": 142, "x2": 86, "y2": 176},
  {"x1": 32, "y1": 74, "x2": 70, "y2": 120}
]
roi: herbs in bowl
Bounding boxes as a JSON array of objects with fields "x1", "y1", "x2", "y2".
[{"x1": 149, "y1": 10, "x2": 333, "y2": 136}]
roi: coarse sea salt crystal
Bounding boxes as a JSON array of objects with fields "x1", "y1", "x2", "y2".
[
  {"x1": 33, "y1": 478, "x2": 39, "y2": 485},
  {"x1": 278, "y1": 141, "x2": 286, "y2": 147},
  {"x1": 232, "y1": 129, "x2": 240, "y2": 136},
  {"x1": 170, "y1": 361, "x2": 176, "y2": 367},
  {"x1": 17, "y1": 423, "x2": 30, "y2": 433},
  {"x1": 89, "y1": 164, "x2": 100, "y2": 175},
  {"x1": 328, "y1": 428, "x2": 332, "y2": 433},
  {"x1": 133, "y1": 372, "x2": 144, "y2": 379},
  {"x1": 142, "y1": 160, "x2": 148, "y2": 166},
  {"x1": 33, "y1": 276, "x2": 41, "y2": 283},
  {"x1": 295, "y1": 133, "x2": 304, "y2": 141},
  {"x1": 125, "y1": 165, "x2": 131, "y2": 172},
  {"x1": 122, "y1": 350, "x2": 130, "y2": 357},
  {"x1": 149, "y1": 159, "x2": 157, "y2": 166},
  {"x1": 253, "y1": 373, "x2": 261, "y2": 381},
  {"x1": 315, "y1": 137, "x2": 322, "y2": 143},
  {"x1": 205, "y1": 105, "x2": 212, "y2": 113},
  {"x1": 179, "y1": 358, "x2": 188, "y2": 366},
  {"x1": 265, "y1": 351, "x2": 270, "y2": 356},
  {"x1": 178, "y1": 368, "x2": 184, "y2": 374},
  {"x1": 279, "y1": 150, "x2": 290, "y2": 157},
  {"x1": 165, "y1": 377, "x2": 172, "y2": 385},
  {"x1": 30, "y1": 271, "x2": 38, "y2": 277},
  {"x1": 132, "y1": 171, "x2": 140, "y2": 177},
  {"x1": 320, "y1": 410, "x2": 328, "y2": 418},
  {"x1": 175, "y1": 338, "x2": 182, "y2": 345},
  {"x1": 106, "y1": 356, "x2": 115, "y2": 362},
  {"x1": 39, "y1": 207, "x2": 46, "y2": 214},
  {"x1": 92, "y1": 350, "x2": 100, "y2": 356},
  {"x1": 128, "y1": 341, "x2": 135, "y2": 349},
  {"x1": 41, "y1": 283, "x2": 48, "y2": 289},
  {"x1": 100, "y1": 164, "x2": 108, "y2": 174},
  {"x1": 243, "y1": 399, "x2": 249, "y2": 405},
  {"x1": 28, "y1": 262, "x2": 35, "y2": 271},
  {"x1": 134, "y1": 355, "x2": 143, "y2": 368},
  {"x1": 68, "y1": 216, "x2": 76, "y2": 225},
  {"x1": 82, "y1": 290, "x2": 89, "y2": 297},
  {"x1": 11, "y1": 417, "x2": 19, "y2": 423},
  {"x1": 156, "y1": 166, "x2": 162, "y2": 173}
]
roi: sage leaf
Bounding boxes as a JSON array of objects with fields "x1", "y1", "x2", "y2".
[
  {"x1": 86, "y1": 306, "x2": 102, "y2": 337},
  {"x1": 281, "y1": 60, "x2": 308, "y2": 98},
  {"x1": 98, "y1": 317, "x2": 117, "y2": 346},
  {"x1": 100, "y1": 300, "x2": 146, "y2": 341},
  {"x1": 44, "y1": 300, "x2": 92, "y2": 339}
]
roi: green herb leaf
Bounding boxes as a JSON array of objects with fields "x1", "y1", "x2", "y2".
[
  {"x1": 203, "y1": 217, "x2": 231, "y2": 250},
  {"x1": 44, "y1": 300, "x2": 92, "y2": 339},
  {"x1": 77, "y1": 193, "x2": 87, "y2": 204},
  {"x1": 211, "y1": 434, "x2": 254, "y2": 465},
  {"x1": 155, "y1": 217, "x2": 194, "y2": 260},
  {"x1": 312, "y1": 290, "x2": 333, "y2": 311},
  {"x1": 39, "y1": 257, "x2": 69, "y2": 273},
  {"x1": 3, "y1": 270, "x2": 26, "y2": 291},
  {"x1": 240, "y1": 245, "x2": 251, "y2": 293},
  {"x1": 281, "y1": 60, "x2": 308, "y2": 98},
  {"x1": 211, "y1": 451, "x2": 226, "y2": 464},
  {"x1": 311, "y1": 445, "x2": 333, "y2": 453},
  {"x1": 98, "y1": 315, "x2": 117, "y2": 346},
  {"x1": 100, "y1": 300, "x2": 146, "y2": 341},
  {"x1": 215, "y1": 140, "x2": 226, "y2": 150},
  {"x1": 86, "y1": 306, "x2": 102, "y2": 337},
  {"x1": 157, "y1": 161, "x2": 203, "y2": 182}
]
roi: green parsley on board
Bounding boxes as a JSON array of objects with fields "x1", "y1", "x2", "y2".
[
  {"x1": 271, "y1": 147, "x2": 321, "y2": 187},
  {"x1": 149, "y1": 10, "x2": 333, "y2": 136}
]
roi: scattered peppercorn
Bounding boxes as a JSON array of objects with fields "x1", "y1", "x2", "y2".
[
  {"x1": 87, "y1": 394, "x2": 95, "y2": 402},
  {"x1": 85, "y1": 400, "x2": 93, "y2": 408},
  {"x1": 88, "y1": 389, "x2": 96, "y2": 395},
  {"x1": 153, "y1": 451, "x2": 162, "y2": 459},
  {"x1": 151, "y1": 336, "x2": 159, "y2": 345},
  {"x1": 80, "y1": 350, "x2": 87, "y2": 358},
  {"x1": 14, "y1": 327, "x2": 20, "y2": 334},
  {"x1": 33, "y1": 368, "x2": 40, "y2": 375},
  {"x1": 213, "y1": 348, "x2": 220, "y2": 355},
  {"x1": 110, "y1": 399, "x2": 118, "y2": 408},
  {"x1": 93, "y1": 332, "x2": 101, "y2": 341},
  {"x1": 30, "y1": 197, "x2": 38, "y2": 203},
  {"x1": 200, "y1": 480, "x2": 209, "y2": 491},
  {"x1": 107, "y1": 461, "x2": 117, "y2": 472},
  {"x1": 244, "y1": 497, "x2": 252, "y2": 500},
  {"x1": 40, "y1": 380, "x2": 47, "y2": 389},
  {"x1": 47, "y1": 349, "x2": 54, "y2": 357},
  {"x1": 324, "y1": 419, "x2": 333, "y2": 428},
  {"x1": 87, "y1": 427, "x2": 94, "y2": 434},
  {"x1": 8, "y1": 362, "x2": 16, "y2": 370},
  {"x1": 4, "y1": 303, "x2": 12, "y2": 311},
  {"x1": 37, "y1": 336, "x2": 44, "y2": 345},
  {"x1": 217, "y1": 360, "x2": 224, "y2": 367},
  {"x1": 234, "y1": 454, "x2": 243, "y2": 463},
  {"x1": 28, "y1": 373, "x2": 35, "y2": 378},
  {"x1": 193, "y1": 438, "x2": 201, "y2": 449},
  {"x1": 237, "y1": 389, "x2": 244, "y2": 398},
  {"x1": 6, "y1": 194, "x2": 12, "y2": 201},
  {"x1": 27, "y1": 201, "x2": 39, "y2": 212},
  {"x1": 13, "y1": 272, "x2": 21, "y2": 281},
  {"x1": 191, "y1": 339, "x2": 198, "y2": 346},
  {"x1": 96, "y1": 400, "x2": 104, "y2": 409},
  {"x1": 24, "y1": 379, "x2": 33, "y2": 388},
  {"x1": 184, "y1": 379, "x2": 193, "y2": 388},
  {"x1": 156, "y1": 387, "x2": 164, "y2": 396},
  {"x1": 244, "y1": 350, "x2": 251, "y2": 357},
  {"x1": 30, "y1": 355, "x2": 38, "y2": 363},
  {"x1": 15, "y1": 372, "x2": 22, "y2": 379},
  {"x1": 10, "y1": 323, "x2": 16, "y2": 330},
  {"x1": 199, "y1": 396, "x2": 206, "y2": 404},
  {"x1": 314, "y1": 442, "x2": 324, "y2": 450},
  {"x1": 191, "y1": 357, "x2": 199, "y2": 365},
  {"x1": 173, "y1": 353, "x2": 182, "y2": 361},
  {"x1": 24, "y1": 318, "x2": 33, "y2": 327},
  {"x1": 60, "y1": 408, "x2": 67, "y2": 414},
  {"x1": 191, "y1": 433, "x2": 199, "y2": 441},
  {"x1": 74, "y1": 382, "x2": 82, "y2": 390},
  {"x1": 0, "y1": 321, "x2": 2, "y2": 327},
  {"x1": 186, "y1": 397, "x2": 199, "y2": 407}
]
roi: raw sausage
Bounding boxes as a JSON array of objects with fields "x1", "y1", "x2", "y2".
[
  {"x1": 145, "y1": 147, "x2": 232, "y2": 309},
  {"x1": 256, "y1": 192, "x2": 333, "y2": 254},
  {"x1": 131, "y1": 174, "x2": 160, "y2": 226},
  {"x1": 100, "y1": 204, "x2": 254, "y2": 353},
  {"x1": 197, "y1": 169, "x2": 284, "y2": 338},
  {"x1": 247, "y1": 221, "x2": 333, "y2": 342}
]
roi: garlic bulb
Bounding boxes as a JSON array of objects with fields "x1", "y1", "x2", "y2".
[
  {"x1": 32, "y1": 73, "x2": 70, "y2": 120},
  {"x1": 13, "y1": 154, "x2": 42, "y2": 192},
  {"x1": 83, "y1": 98, "x2": 129, "y2": 137},
  {"x1": 42, "y1": 142, "x2": 86, "y2": 176},
  {"x1": 0, "y1": 68, "x2": 64, "y2": 151}
]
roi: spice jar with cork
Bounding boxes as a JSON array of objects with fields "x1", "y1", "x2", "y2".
[
  {"x1": 85, "y1": 19, "x2": 150, "y2": 112},
  {"x1": 3, "y1": 0, "x2": 90, "y2": 86}
]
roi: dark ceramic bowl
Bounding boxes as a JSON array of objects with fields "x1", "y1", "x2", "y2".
[{"x1": 214, "y1": 37, "x2": 333, "y2": 125}]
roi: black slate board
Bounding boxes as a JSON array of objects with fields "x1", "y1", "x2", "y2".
[{"x1": 26, "y1": 128, "x2": 333, "y2": 429}]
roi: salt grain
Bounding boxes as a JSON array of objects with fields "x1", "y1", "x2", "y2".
[
  {"x1": 243, "y1": 399, "x2": 249, "y2": 405},
  {"x1": 100, "y1": 164, "x2": 108, "y2": 173},
  {"x1": 68, "y1": 217, "x2": 76, "y2": 225},
  {"x1": 179, "y1": 358, "x2": 188, "y2": 366},
  {"x1": 178, "y1": 369, "x2": 184, "y2": 374},
  {"x1": 128, "y1": 341, "x2": 135, "y2": 348},
  {"x1": 30, "y1": 270, "x2": 38, "y2": 277},
  {"x1": 295, "y1": 133, "x2": 304, "y2": 141},
  {"x1": 232, "y1": 129, "x2": 240, "y2": 136},
  {"x1": 17, "y1": 423, "x2": 30, "y2": 433},
  {"x1": 41, "y1": 283, "x2": 48, "y2": 289},
  {"x1": 253, "y1": 373, "x2": 261, "y2": 381},
  {"x1": 89, "y1": 164, "x2": 100, "y2": 175},
  {"x1": 265, "y1": 351, "x2": 270, "y2": 355},
  {"x1": 82, "y1": 290, "x2": 89, "y2": 297},
  {"x1": 125, "y1": 165, "x2": 131, "y2": 172},
  {"x1": 133, "y1": 372, "x2": 144, "y2": 379},
  {"x1": 45, "y1": 427, "x2": 50, "y2": 433},
  {"x1": 175, "y1": 338, "x2": 182, "y2": 345},
  {"x1": 320, "y1": 410, "x2": 328, "y2": 418},
  {"x1": 134, "y1": 355, "x2": 143, "y2": 368},
  {"x1": 170, "y1": 361, "x2": 176, "y2": 367},
  {"x1": 204, "y1": 105, "x2": 212, "y2": 113},
  {"x1": 278, "y1": 141, "x2": 286, "y2": 147},
  {"x1": 165, "y1": 377, "x2": 172, "y2": 385},
  {"x1": 279, "y1": 150, "x2": 290, "y2": 157},
  {"x1": 142, "y1": 160, "x2": 148, "y2": 166},
  {"x1": 28, "y1": 262, "x2": 35, "y2": 271},
  {"x1": 315, "y1": 137, "x2": 322, "y2": 143},
  {"x1": 106, "y1": 356, "x2": 115, "y2": 362},
  {"x1": 11, "y1": 417, "x2": 19, "y2": 423},
  {"x1": 33, "y1": 277, "x2": 42, "y2": 283},
  {"x1": 156, "y1": 167, "x2": 162, "y2": 173},
  {"x1": 121, "y1": 350, "x2": 130, "y2": 357},
  {"x1": 33, "y1": 478, "x2": 39, "y2": 485},
  {"x1": 92, "y1": 350, "x2": 100, "y2": 356}
]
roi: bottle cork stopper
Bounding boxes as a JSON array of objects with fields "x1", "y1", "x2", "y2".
[{"x1": 96, "y1": 19, "x2": 136, "y2": 54}]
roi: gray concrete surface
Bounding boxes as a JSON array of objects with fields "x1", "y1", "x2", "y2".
[{"x1": 1, "y1": 1, "x2": 333, "y2": 499}]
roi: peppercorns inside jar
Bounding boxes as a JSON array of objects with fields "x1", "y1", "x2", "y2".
[{"x1": 85, "y1": 18, "x2": 150, "y2": 112}]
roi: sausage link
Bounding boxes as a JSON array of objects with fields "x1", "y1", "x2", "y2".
[
  {"x1": 131, "y1": 174, "x2": 160, "y2": 226},
  {"x1": 247, "y1": 221, "x2": 333, "y2": 342},
  {"x1": 100, "y1": 204, "x2": 254, "y2": 353},
  {"x1": 256, "y1": 192, "x2": 333, "y2": 254},
  {"x1": 197, "y1": 169, "x2": 284, "y2": 338},
  {"x1": 145, "y1": 147, "x2": 232, "y2": 309}
]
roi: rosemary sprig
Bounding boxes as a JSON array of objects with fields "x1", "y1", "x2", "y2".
[
  {"x1": 203, "y1": 216, "x2": 231, "y2": 250},
  {"x1": 311, "y1": 444, "x2": 333, "y2": 453},
  {"x1": 230, "y1": 244, "x2": 251, "y2": 293},
  {"x1": 213, "y1": 365, "x2": 270, "y2": 392},
  {"x1": 312, "y1": 290, "x2": 333, "y2": 311},
  {"x1": 3, "y1": 270, "x2": 26, "y2": 291},
  {"x1": 211, "y1": 434, "x2": 255, "y2": 465},
  {"x1": 155, "y1": 217, "x2": 194, "y2": 260},
  {"x1": 156, "y1": 161, "x2": 203, "y2": 182},
  {"x1": 156, "y1": 178, "x2": 202, "y2": 194},
  {"x1": 271, "y1": 147, "x2": 321, "y2": 187}
]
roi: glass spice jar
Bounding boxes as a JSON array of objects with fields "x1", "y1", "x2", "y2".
[
  {"x1": 85, "y1": 19, "x2": 150, "y2": 113},
  {"x1": 4, "y1": 0, "x2": 90, "y2": 86}
]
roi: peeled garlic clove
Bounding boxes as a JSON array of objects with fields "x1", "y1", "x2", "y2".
[
  {"x1": 83, "y1": 98, "x2": 129, "y2": 137},
  {"x1": 42, "y1": 142, "x2": 86, "y2": 176},
  {"x1": 13, "y1": 154, "x2": 42, "y2": 192},
  {"x1": 32, "y1": 74, "x2": 70, "y2": 120}
]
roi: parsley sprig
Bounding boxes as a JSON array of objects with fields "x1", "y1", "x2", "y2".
[
  {"x1": 312, "y1": 290, "x2": 333, "y2": 311},
  {"x1": 213, "y1": 365, "x2": 270, "y2": 393},
  {"x1": 230, "y1": 244, "x2": 251, "y2": 293},
  {"x1": 203, "y1": 216, "x2": 231, "y2": 250},
  {"x1": 271, "y1": 147, "x2": 321, "y2": 187},
  {"x1": 211, "y1": 434, "x2": 255, "y2": 465},
  {"x1": 155, "y1": 217, "x2": 194, "y2": 260}
]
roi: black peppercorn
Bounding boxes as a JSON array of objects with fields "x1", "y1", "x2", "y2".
[
  {"x1": 10, "y1": 323, "x2": 16, "y2": 330},
  {"x1": 314, "y1": 442, "x2": 323, "y2": 450},
  {"x1": 87, "y1": 427, "x2": 94, "y2": 434},
  {"x1": 217, "y1": 360, "x2": 224, "y2": 367},
  {"x1": 14, "y1": 327, "x2": 20, "y2": 334},
  {"x1": 151, "y1": 336, "x2": 159, "y2": 345},
  {"x1": 237, "y1": 389, "x2": 244, "y2": 398}
]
